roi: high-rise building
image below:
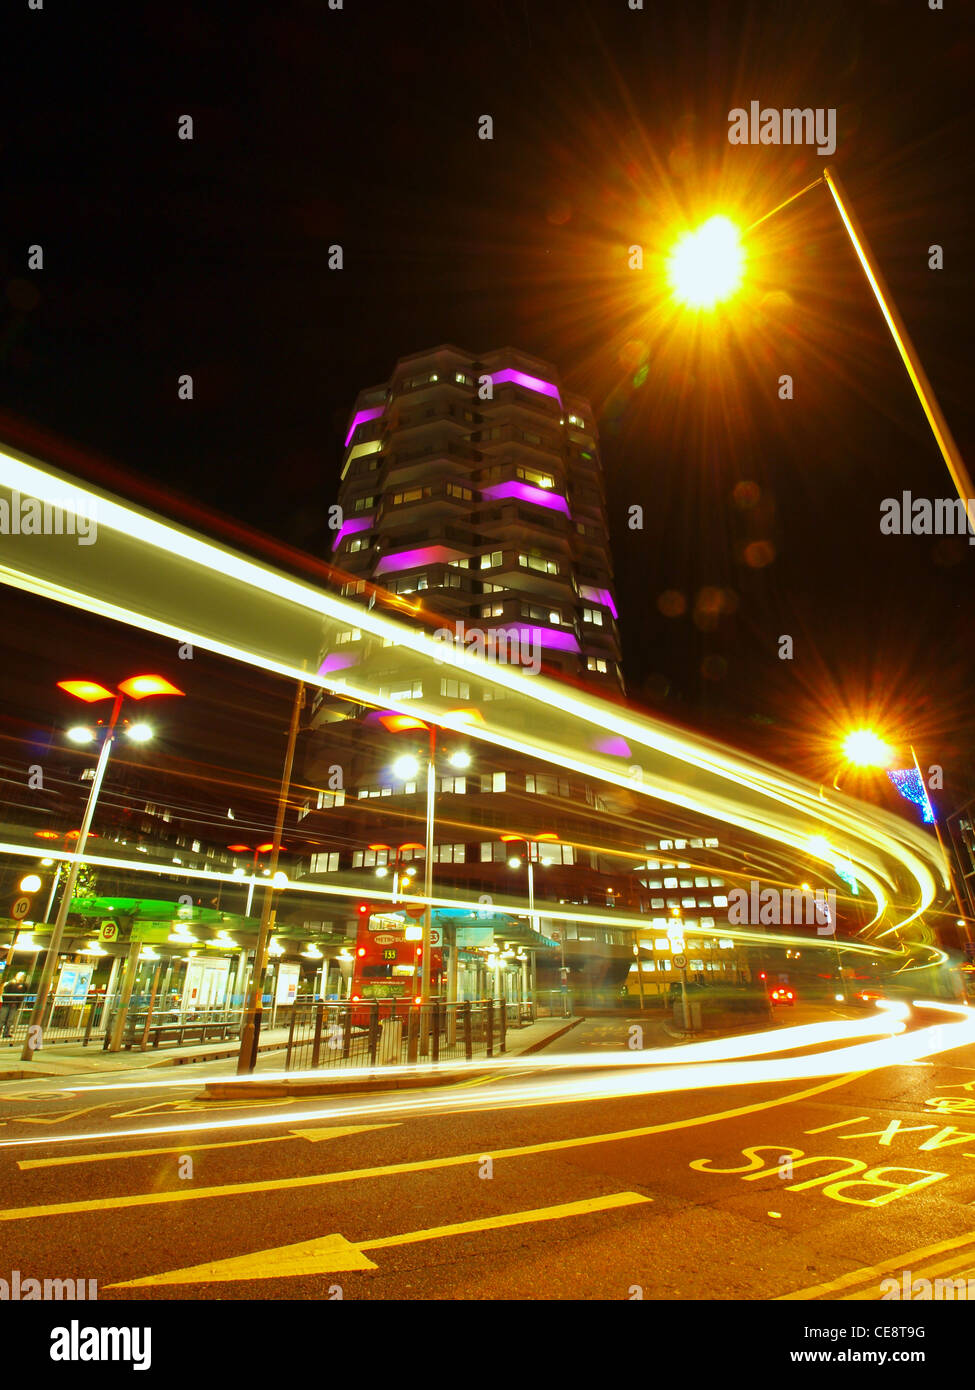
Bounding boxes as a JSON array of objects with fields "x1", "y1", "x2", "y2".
[
  {"x1": 330, "y1": 343, "x2": 623, "y2": 690},
  {"x1": 302, "y1": 345, "x2": 636, "y2": 1004}
]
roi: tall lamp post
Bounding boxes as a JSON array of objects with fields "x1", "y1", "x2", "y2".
[
  {"x1": 20, "y1": 674, "x2": 184, "y2": 1061},
  {"x1": 391, "y1": 727, "x2": 470, "y2": 1054},
  {"x1": 835, "y1": 728, "x2": 970, "y2": 940},
  {"x1": 502, "y1": 832, "x2": 558, "y2": 1008},
  {"x1": 237, "y1": 680, "x2": 305, "y2": 1075},
  {"x1": 667, "y1": 167, "x2": 973, "y2": 514},
  {"x1": 501, "y1": 832, "x2": 558, "y2": 938}
]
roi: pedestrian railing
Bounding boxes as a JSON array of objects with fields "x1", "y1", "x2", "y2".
[
  {"x1": 282, "y1": 999, "x2": 510, "y2": 1072},
  {"x1": 0, "y1": 993, "x2": 116, "y2": 1046}
]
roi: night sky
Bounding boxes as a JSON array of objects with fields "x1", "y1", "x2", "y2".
[{"x1": 2, "y1": 0, "x2": 974, "y2": 815}]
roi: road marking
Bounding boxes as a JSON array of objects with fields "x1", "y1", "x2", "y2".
[
  {"x1": 806, "y1": 1117, "x2": 870, "y2": 1133},
  {"x1": 105, "y1": 1192, "x2": 651, "y2": 1286},
  {"x1": 12, "y1": 1102, "x2": 129, "y2": 1126},
  {"x1": 0, "y1": 1070, "x2": 863, "y2": 1223},
  {"x1": 777, "y1": 1229, "x2": 975, "y2": 1300},
  {"x1": 17, "y1": 1125, "x2": 397, "y2": 1169},
  {"x1": 112, "y1": 1097, "x2": 306, "y2": 1118},
  {"x1": 842, "y1": 1250, "x2": 975, "y2": 1300}
]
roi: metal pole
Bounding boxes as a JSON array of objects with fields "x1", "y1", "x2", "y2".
[
  {"x1": 823, "y1": 166, "x2": 975, "y2": 510},
  {"x1": 21, "y1": 692, "x2": 123, "y2": 1061},
  {"x1": 634, "y1": 947, "x2": 645, "y2": 1009},
  {"x1": 108, "y1": 936, "x2": 142, "y2": 1052},
  {"x1": 527, "y1": 854, "x2": 536, "y2": 935},
  {"x1": 237, "y1": 679, "x2": 305, "y2": 1073},
  {"x1": 41, "y1": 857, "x2": 63, "y2": 923},
  {"x1": 910, "y1": 744, "x2": 970, "y2": 935},
  {"x1": 419, "y1": 725, "x2": 436, "y2": 1055}
]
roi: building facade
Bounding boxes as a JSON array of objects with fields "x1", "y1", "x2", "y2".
[{"x1": 302, "y1": 344, "x2": 636, "y2": 1003}]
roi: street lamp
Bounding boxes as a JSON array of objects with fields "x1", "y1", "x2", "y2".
[
  {"x1": 669, "y1": 167, "x2": 974, "y2": 513},
  {"x1": 226, "y1": 843, "x2": 282, "y2": 917},
  {"x1": 667, "y1": 215, "x2": 745, "y2": 309},
  {"x1": 501, "y1": 832, "x2": 558, "y2": 938},
  {"x1": 370, "y1": 843, "x2": 424, "y2": 904},
  {"x1": 20, "y1": 674, "x2": 184, "y2": 1061},
  {"x1": 834, "y1": 727, "x2": 969, "y2": 936},
  {"x1": 390, "y1": 725, "x2": 471, "y2": 1052}
]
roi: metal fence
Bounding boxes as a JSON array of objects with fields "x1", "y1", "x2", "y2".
[
  {"x1": 0, "y1": 993, "x2": 114, "y2": 1046},
  {"x1": 284, "y1": 998, "x2": 517, "y2": 1072},
  {"x1": 0, "y1": 988, "x2": 569, "y2": 1056}
]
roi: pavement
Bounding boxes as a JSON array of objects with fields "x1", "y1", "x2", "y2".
[
  {"x1": 0, "y1": 1014, "x2": 581, "y2": 1085},
  {"x1": 0, "y1": 1027, "x2": 296, "y2": 1080}
]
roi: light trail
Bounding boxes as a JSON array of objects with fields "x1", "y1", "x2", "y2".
[
  {"x1": 0, "y1": 1001, "x2": 968, "y2": 1153},
  {"x1": 52, "y1": 1001, "x2": 909, "y2": 1093},
  {"x1": 0, "y1": 442, "x2": 952, "y2": 955},
  {"x1": 0, "y1": 837, "x2": 916, "y2": 966}
]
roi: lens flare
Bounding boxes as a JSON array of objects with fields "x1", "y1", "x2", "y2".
[
  {"x1": 843, "y1": 729, "x2": 892, "y2": 767},
  {"x1": 667, "y1": 215, "x2": 745, "y2": 309}
]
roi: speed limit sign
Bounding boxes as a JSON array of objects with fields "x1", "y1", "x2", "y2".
[
  {"x1": 10, "y1": 897, "x2": 31, "y2": 920},
  {"x1": 672, "y1": 954, "x2": 687, "y2": 969}
]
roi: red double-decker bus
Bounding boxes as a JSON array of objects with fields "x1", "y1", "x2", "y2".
[{"x1": 349, "y1": 909, "x2": 443, "y2": 1016}]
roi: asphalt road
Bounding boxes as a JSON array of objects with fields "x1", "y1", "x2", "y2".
[{"x1": 2, "y1": 1004, "x2": 975, "y2": 1302}]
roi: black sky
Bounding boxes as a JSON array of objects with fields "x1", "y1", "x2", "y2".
[{"x1": 2, "y1": 0, "x2": 975, "y2": 807}]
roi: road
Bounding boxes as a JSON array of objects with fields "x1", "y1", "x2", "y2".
[{"x1": 2, "y1": 1004, "x2": 975, "y2": 1301}]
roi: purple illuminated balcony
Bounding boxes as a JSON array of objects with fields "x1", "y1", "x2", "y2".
[
  {"x1": 318, "y1": 652, "x2": 360, "y2": 676},
  {"x1": 481, "y1": 481, "x2": 570, "y2": 516},
  {"x1": 331, "y1": 515, "x2": 373, "y2": 552},
  {"x1": 490, "y1": 368, "x2": 563, "y2": 408},
  {"x1": 374, "y1": 544, "x2": 467, "y2": 576},
  {"x1": 580, "y1": 584, "x2": 618, "y2": 620},
  {"x1": 486, "y1": 624, "x2": 580, "y2": 653},
  {"x1": 344, "y1": 405, "x2": 384, "y2": 448}
]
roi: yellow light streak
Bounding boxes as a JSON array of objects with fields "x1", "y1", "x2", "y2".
[
  {"x1": 1, "y1": 1003, "x2": 969, "y2": 1159},
  {"x1": 0, "y1": 444, "x2": 952, "y2": 963}
]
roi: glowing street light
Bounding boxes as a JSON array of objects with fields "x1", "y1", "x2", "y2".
[
  {"x1": 834, "y1": 728, "x2": 969, "y2": 938},
  {"x1": 501, "y1": 832, "x2": 558, "y2": 939},
  {"x1": 674, "y1": 168, "x2": 974, "y2": 515},
  {"x1": 22, "y1": 674, "x2": 184, "y2": 1060},
  {"x1": 227, "y1": 843, "x2": 283, "y2": 917},
  {"x1": 666, "y1": 215, "x2": 745, "y2": 309},
  {"x1": 842, "y1": 729, "x2": 892, "y2": 768}
]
